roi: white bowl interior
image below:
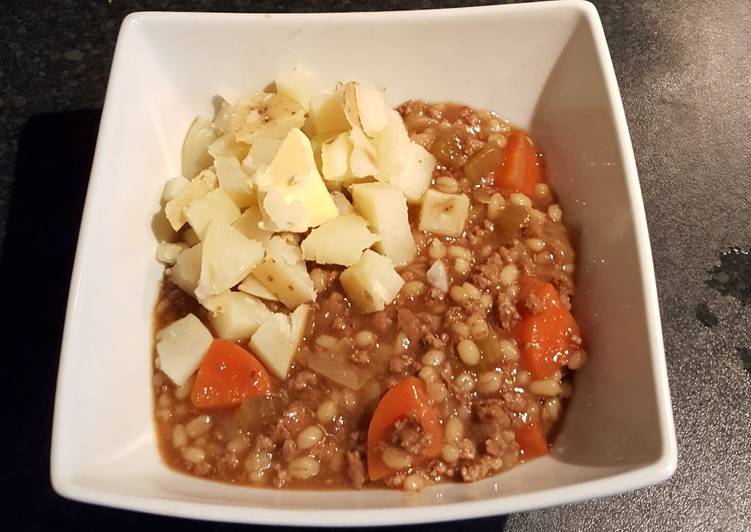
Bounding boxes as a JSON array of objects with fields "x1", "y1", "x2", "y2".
[{"x1": 52, "y1": 2, "x2": 674, "y2": 525}]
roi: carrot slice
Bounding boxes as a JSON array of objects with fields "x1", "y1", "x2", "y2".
[
  {"x1": 496, "y1": 130, "x2": 542, "y2": 197},
  {"x1": 515, "y1": 417, "x2": 549, "y2": 458},
  {"x1": 366, "y1": 377, "x2": 443, "y2": 481},
  {"x1": 512, "y1": 277, "x2": 580, "y2": 380},
  {"x1": 191, "y1": 339, "x2": 272, "y2": 409}
]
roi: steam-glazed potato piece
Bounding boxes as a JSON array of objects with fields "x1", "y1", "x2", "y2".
[
  {"x1": 168, "y1": 242, "x2": 203, "y2": 293},
  {"x1": 252, "y1": 236, "x2": 316, "y2": 309},
  {"x1": 301, "y1": 214, "x2": 379, "y2": 266},
  {"x1": 164, "y1": 169, "x2": 218, "y2": 231},
  {"x1": 249, "y1": 305, "x2": 310, "y2": 379},
  {"x1": 185, "y1": 188, "x2": 241, "y2": 240},
  {"x1": 231, "y1": 92, "x2": 305, "y2": 143},
  {"x1": 182, "y1": 115, "x2": 217, "y2": 179},
  {"x1": 210, "y1": 291, "x2": 272, "y2": 341},
  {"x1": 195, "y1": 222, "x2": 265, "y2": 300},
  {"x1": 276, "y1": 66, "x2": 314, "y2": 109},
  {"x1": 214, "y1": 155, "x2": 255, "y2": 209},
  {"x1": 156, "y1": 313, "x2": 213, "y2": 386},
  {"x1": 340, "y1": 250, "x2": 404, "y2": 313},
  {"x1": 418, "y1": 189, "x2": 471, "y2": 237},
  {"x1": 351, "y1": 182, "x2": 415, "y2": 267}
]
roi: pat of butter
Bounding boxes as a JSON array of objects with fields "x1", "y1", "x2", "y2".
[{"x1": 255, "y1": 128, "x2": 338, "y2": 232}]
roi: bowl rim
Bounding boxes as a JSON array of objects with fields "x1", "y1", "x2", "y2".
[{"x1": 50, "y1": 1, "x2": 677, "y2": 526}]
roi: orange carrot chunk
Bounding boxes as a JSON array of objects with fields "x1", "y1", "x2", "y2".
[
  {"x1": 366, "y1": 377, "x2": 443, "y2": 481},
  {"x1": 191, "y1": 339, "x2": 272, "y2": 409},
  {"x1": 496, "y1": 130, "x2": 542, "y2": 198},
  {"x1": 515, "y1": 418, "x2": 549, "y2": 458},
  {"x1": 512, "y1": 277, "x2": 580, "y2": 380}
]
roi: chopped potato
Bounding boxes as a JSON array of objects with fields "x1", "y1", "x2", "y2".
[
  {"x1": 195, "y1": 222, "x2": 265, "y2": 300},
  {"x1": 321, "y1": 132, "x2": 354, "y2": 182},
  {"x1": 232, "y1": 205, "x2": 272, "y2": 247},
  {"x1": 168, "y1": 243, "x2": 203, "y2": 293},
  {"x1": 231, "y1": 92, "x2": 305, "y2": 143},
  {"x1": 208, "y1": 133, "x2": 250, "y2": 161},
  {"x1": 340, "y1": 250, "x2": 404, "y2": 313},
  {"x1": 341, "y1": 81, "x2": 389, "y2": 137},
  {"x1": 276, "y1": 66, "x2": 315, "y2": 110},
  {"x1": 249, "y1": 305, "x2": 310, "y2": 379},
  {"x1": 309, "y1": 91, "x2": 349, "y2": 137},
  {"x1": 253, "y1": 236, "x2": 315, "y2": 309},
  {"x1": 242, "y1": 136, "x2": 283, "y2": 175},
  {"x1": 210, "y1": 291, "x2": 272, "y2": 341},
  {"x1": 161, "y1": 177, "x2": 189, "y2": 204},
  {"x1": 156, "y1": 241, "x2": 188, "y2": 265},
  {"x1": 301, "y1": 214, "x2": 379, "y2": 266},
  {"x1": 255, "y1": 128, "x2": 338, "y2": 232},
  {"x1": 418, "y1": 189, "x2": 471, "y2": 237},
  {"x1": 156, "y1": 313, "x2": 213, "y2": 386},
  {"x1": 238, "y1": 273, "x2": 279, "y2": 301},
  {"x1": 164, "y1": 169, "x2": 218, "y2": 231},
  {"x1": 351, "y1": 182, "x2": 415, "y2": 266},
  {"x1": 214, "y1": 155, "x2": 255, "y2": 209},
  {"x1": 185, "y1": 187, "x2": 241, "y2": 240},
  {"x1": 331, "y1": 191, "x2": 354, "y2": 214},
  {"x1": 348, "y1": 126, "x2": 378, "y2": 178},
  {"x1": 182, "y1": 116, "x2": 217, "y2": 179}
]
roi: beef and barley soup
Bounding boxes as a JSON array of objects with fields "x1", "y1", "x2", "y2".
[{"x1": 152, "y1": 70, "x2": 585, "y2": 491}]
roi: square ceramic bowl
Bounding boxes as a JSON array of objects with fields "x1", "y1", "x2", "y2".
[{"x1": 51, "y1": 1, "x2": 677, "y2": 526}]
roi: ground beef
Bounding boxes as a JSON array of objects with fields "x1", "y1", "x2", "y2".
[
  {"x1": 460, "y1": 456, "x2": 505, "y2": 482},
  {"x1": 271, "y1": 402, "x2": 312, "y2": 443},
  {"x1": 473, "y1": 252, "x2": 504, "y2": 291},
  {"x1": 389, "y1": 415, "x2": 433, "y2": 457},
  {"x1": 346, "y1": 451, "x2": 366, "y2": 489},
  {"x1": 496, "y1": 291, "x2": 520, "y2": 330},
  {"x1": 286, "y1": 370, "x2": 318, "y2": 392},
  {"x1": 371, "y1": 310, "x2": 394, "y2": 334}
]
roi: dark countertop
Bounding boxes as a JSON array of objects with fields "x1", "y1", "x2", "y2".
[{"x1": 2, "y1": 1, "x2": 749, "y2": 531}]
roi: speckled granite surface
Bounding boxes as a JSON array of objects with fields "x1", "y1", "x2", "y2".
[{"x1": 1, "y1": 1, "x2": 749, "y2": 531}]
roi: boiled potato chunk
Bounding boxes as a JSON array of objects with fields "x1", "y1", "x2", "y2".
[
  {"x1": 373, "y1": 110, "x2": 436, "y2": 202},
  {"x1": 185, "y1": 187, "x2": 241, "y2": 240},
  {"x1": 253, "y1": 236, "x2": 315, "y2": 309},
  {"x1": 231, "y1": 92, "x2": 305, "y2": 143},
  {"x1": 214, "y1": 155, "x2": 255, "y2": 209},
  {"x1": 242, "y1": 136, "x2": 283, "y2": 174},
  {"x1": 321, "y1": 132, "x2": 353, "y2": 182},
  {"x1": 340, "y1": 250, "x2": 404, "y2": 313},
  {"x1": 249, "y1": 305, "x2": 310, "y2": 379},
  {"x1": 164, "y1": 169, "x2": 218, "y2": 231},
  {"x1": 349, "y1": 126, "x2": 378, "y2": 178},
  {"x1": 195, "y1": 222, "x2": 265, "y2": 300},
  {"x1": 156, "y1": 241, "x2": 188, "y2": 265},
  {"x1": 276, "y1": 66, "x2": 314, "y2": 109},
  {"x1": 309, "y1": 91, "x2": 349, "y2": 137},
  {"x1": 341, "y1": 81, "x2": 389, "y2": 137},
  {"x1": 232, "y1": 205, "x2": 272, "y2": 247},
  {"x1": 212, "y1": 97, "x2": 233, "y2": 134},
  {"x1": 418, "y1": 189, "x2": 470, "y2": 237},
  {"x1": 168, "y1": 243, "x2": 203, "y2": 293},
  {"x1": 351, "y1": 182, "x2": 415, "y2": 267},
  {"x1": 238, "y1": 273, "x2": 279, "y2": 301},
  {"x1": 182, "y1": 115, "x2": 217, "y2": 179},
  {"x1": 156, "y1": 313, "x2": 213, "y2": 386},
  {"x1": 210, "y1": 291, "x2": 272, "y2": 341},
  {"x1": 161, "y1": 177, "x2": 189, "y2": 204},
  {"x1": 331, "y1": 191, "x2": 354, "y2": 214},
  {"x1": 208, "y1": 133, "x2": 249, "y2": 161},
  {"x1": 255, "y1": 128, "x2": 338, "y2": 232},
  {"x1": 301, "y1": 214, "x2": 379, "y2": 266}
]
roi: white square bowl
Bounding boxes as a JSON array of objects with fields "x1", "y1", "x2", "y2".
[{"x1": 51, "y1": 1, "x2": 677, "y2": 526}]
